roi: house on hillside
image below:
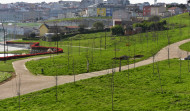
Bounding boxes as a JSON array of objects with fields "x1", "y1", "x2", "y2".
[
  {"x1": 0, "y1": 25, "x2": 36, "y2": 36},
  {"x1": 150, "y1": 5, "x2": 166, "y2": 16},
  {"x1": 143, "y1": 6, "x2": 151, "y2": 16},
  {"x1": 112, "y1": 10, "x2": 132, "y2": 26},
  {"x1": 39, "y1": 24, "x2": 79, "y2": 36},
  {"x1": 168, "y1": 7, "x2": 183, "y2": 15}
]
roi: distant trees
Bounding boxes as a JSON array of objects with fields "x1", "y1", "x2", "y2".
[
  {"x1": 93, "y1": 22, "x2": 104, "y2": 30},
  {"x1": 148, "y1": 16, "x2": 160, "y2": 22},
  {"x1": 52, "y1": 34, "x2": 61, "y2": 41},
  {"x1": 167, "y1": 4, "x2": 187, "y2": 10},
  {"x1": 111, "y1": 25, "x2": 124, "y2": 35},
  {"x1": 29, "y1": 32, "x2": 36, "y2": 38},
  {"x1": 133, "y1": 20, "x2": 167, "y2": 32},
  {"x1": 78, "y1": 24, "x2": 86, "y2": 33}
]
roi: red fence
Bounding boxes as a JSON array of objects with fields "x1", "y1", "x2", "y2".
[{"x1": 0, "y1": 41, "x2": 63, "y2": 61}]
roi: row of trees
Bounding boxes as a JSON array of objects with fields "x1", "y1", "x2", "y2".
[{"x1": 133, "y1": 20, "x2": 167, "y2": 32}]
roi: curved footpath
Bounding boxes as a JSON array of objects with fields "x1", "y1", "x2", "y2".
[{"x1": 0, "y1": 39, "x2": 190, "y2": 100}]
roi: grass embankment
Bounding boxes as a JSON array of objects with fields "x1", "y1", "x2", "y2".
[
  {"x1": 1, "y1": 59, "x2": 190, "y2": 110},
  {"x1": 23, "y1": 13, "x2": 190, "y2": 76},
  {"x1": 180, "y1": 41, "x2": 190, "y2": 52},
  {"x1": 0, "y1": 59, "x2": 15, "y2": 83},
  {"x1": 46, "y1": 16, "x2": 112, "y2": 22},
  {"x1": 0, "y1": 53, "x2": 64, "y2": 83},
  {"x1": 0, "y1": 72, "x2": 11, "y2": 83},
  {"x1": 15, "y1": 23, "x2": 41, "y2": 27}
]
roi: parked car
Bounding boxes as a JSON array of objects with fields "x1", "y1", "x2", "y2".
[{"x1": 185, "y1": 55, "x2": 190, "y2": 60}]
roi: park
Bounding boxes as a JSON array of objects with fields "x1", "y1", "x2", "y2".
[{"x1": 0, "y1": 13, "x2": 190, "y2": 110}]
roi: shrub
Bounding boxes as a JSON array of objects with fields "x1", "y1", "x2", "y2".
[
  {"x1": 133, "y1": 20, "x2": 167, "y2": 32},
  {"x1": 111, "y1": 25, "x2": 124, "y2": 35},
  {"x1": 93, "y1": 22, "x2": 105, "y2": 30}
]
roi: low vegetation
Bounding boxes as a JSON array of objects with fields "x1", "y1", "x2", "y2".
[
  {"x1": 1, "y1": 59, "x2": 190, "y2": 110},
  {"x1": 0, "y1": 72, "x2": 12, "y2": 83},
  {"x1": 24, "y1": 13, "x2": 190, "y2": 76},
  {"x1": 46, "y1": 16, "x2": 112, "y2": 22},
  {"x1": 180, "y1": 41, "x2": 190, "y2": 52}
]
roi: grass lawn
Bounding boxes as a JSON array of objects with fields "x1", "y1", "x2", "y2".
[
  {"x1": 0, "y1": 53, "x2": 63, "y2": 82},
  {"x1": 180, "y1": 41, "x2": 190, "y2": 52},
  {"x1": 1, "y1": 59, "x2": 190, "y2": 110},
  {"x1": 22, "y1": 13, "x2": 190, "y2": 76},
  {"x1": 15, "y1": 23, "x2": 42, "y2": 27},
  {"x1": 46, "y1": 16, "x2": 112, "y2": 22},
  {"x1": 0, "y1": 72, "x2": 12, "y2": 83}
]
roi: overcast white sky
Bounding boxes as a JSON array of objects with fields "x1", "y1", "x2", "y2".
[{"x1": 0, "y1": 0, "x2": 187, "y2": 4}]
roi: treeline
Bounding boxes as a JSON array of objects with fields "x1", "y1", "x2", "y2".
[{"x1": 133, "y1": 20, "x2": 167, "y2": 32}]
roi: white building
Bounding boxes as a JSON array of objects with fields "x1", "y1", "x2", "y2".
[
  {"x1": 168, "y1": 7, "x2": 183, "y2": 15},
  {"x1": 95, "y1": 0, "x2": 103, "y2": 4},
  {"x1": 1, "y1": 25, "x2": 35, "y2": 36},
  {"x1": 87, "y1": 4, "x2": 98, "y2": 17},
  {"x1": 150, "y1": 5, "x2": 166, "y2": 16},
  {"x1": 112, "y1": 10, "x2": 132, "y2": 26},
  {"x1": 137, "y1": 2, "x2": 150, "y2": 10}
]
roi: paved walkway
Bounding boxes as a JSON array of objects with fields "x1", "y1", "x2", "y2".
[{"x1": 0, "y1": 39, "x2": 190, "y2": 100}]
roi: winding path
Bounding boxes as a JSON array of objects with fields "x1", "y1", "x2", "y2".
[{"x1": 0, "y1": 39, "x2": 190, "y2": 100}]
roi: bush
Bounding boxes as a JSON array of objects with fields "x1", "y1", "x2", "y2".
[
  {"x1": 93, "y1": 22, "x2": 104, "y2": 30},
  {"x1": 52, "y1": 34, "x2": 61, "y2": 41},
  {"x1": 78, "y1": 24, "x2": 86, "y2": 33},
  {"x1": 111, "y1": 25, "x2": 124, "y2": 35},
  {"x1": 133, "y1": 20, "x2": 167, "y2": 32},
  {"x1": 148, "y1": 16, "x2": 160, "y2": 22}
]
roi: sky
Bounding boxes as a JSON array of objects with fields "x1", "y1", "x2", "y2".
[{"x1": 0, "y1": 0, "x2": 187, "y2": 4}]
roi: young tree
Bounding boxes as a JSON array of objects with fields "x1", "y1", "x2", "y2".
[{"x1": 93, "y1": 22, "x2": 105, "y2": 30}]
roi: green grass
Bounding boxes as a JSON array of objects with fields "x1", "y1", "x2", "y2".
[
  {"x1": 0, "y1": 72, "x2": 12, "y2": 83},
  {"x1": 23, "y1": 13, "x2": 190, "y2": 76},
  {"x1": 180, "y1": 41, "x2": 190, "y2": 52},
  {"x1": 15, "y1": 23, "x2": 42, "y2": 27},
  {"x1": 46, "y1": 16, "x2": 112, "y2": 22},
  {"x1": 5, "y1": 23, "x2": 41, "y2": 27},
  {"x1": 1, "y1": 59, "x2": 190, "y2": 110}
]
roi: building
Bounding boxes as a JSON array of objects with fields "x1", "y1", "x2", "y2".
[
  {"x1": 58, "y1": 12, "x2": 77, "y2": 19},
  {"x1": 150, "y1": 5, "x2": 166, "y2": 16},
  {"x1": 39, "y1": 24, "x2": 79, "y2": 36},
  {"x1": 95, "y1": 0, "x2": 103, "y2": 4},
  {"x1": 112, "y1": 10, "x2": 132, "y2": 26},
  {"x1": 137, "y1": 2, "x2": 150, "y2": 10},
  {"x1": 168, "y1": 7, "x2": 183, "y2": 15},
  {"x1": 143, "y1": 6, "x2": 151, "y2": 16},
  {"x1": 80, "y1": 0, "x2": 95, "y2": 9},
  {"x1": 187, "y1": 0, "x2": 190, "y2": 13},
  {"x1": 107, "y1": 0, "x2": 130, "y2": 5},
  {"x1": 96, "y1": 3, "x2": 126, "y2": 17},
  {"x1": 0, "y1": 25, "x2": 36, "y2": 36},
  {"x1": 87, "y1": 4, "x2": 98, "y2": 17},
  {"x1": 49, "y1": 8, "x2": 78, "y2": 18},
  {"x1": 126, "y1": 4, "x2": 140, "y2": 12}
]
